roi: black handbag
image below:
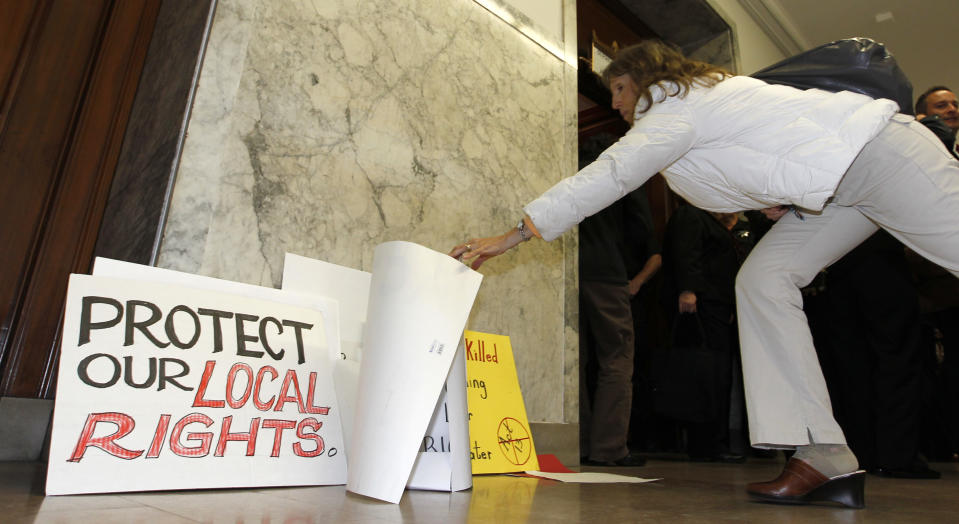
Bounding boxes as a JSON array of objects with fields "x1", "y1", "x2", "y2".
[
  {"x1": 650, "y1": 313, "x2": 723, "y2": 423},
  {"x1": 751, "y1": 37, "x2": 914, "y2": 115}
]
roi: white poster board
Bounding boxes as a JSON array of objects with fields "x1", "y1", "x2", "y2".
[
  {"x1": 282, "y1": 254, "x2": 368, "y2": 451},
  {"x1": 405, "y1": 344, "x2": 472, "y2": 492},
  {"x1": 46, "y1": 271, "x2": 347, "y2": 495},
  {"x1": 282, "y1": 242, "x2": 481, "y2": 503}
]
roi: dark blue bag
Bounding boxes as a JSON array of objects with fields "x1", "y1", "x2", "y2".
[{"x1": 751, "y1": 37, "x2": 914, "y2": 115}]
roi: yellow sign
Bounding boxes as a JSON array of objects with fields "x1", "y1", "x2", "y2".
[{"x1": 464, "y1": 330, "x2": 539, "y2": 474}]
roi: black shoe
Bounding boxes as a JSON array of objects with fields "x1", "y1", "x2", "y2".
[
  {"x1": 582, "y1": 452, "x2": 646, "y2": 467},
  {"x1": 870, "y1": 465, "x2": 940, "y2": 479},
  {"x1": 688, "y1": 454, "x2": 717, "y2": 463},
  {"x1": 718, "y1": 452, "x2": 747, "y2": 464},
  {"x1": 750, "y1": 447, "x2": 779, "y2": 459}
]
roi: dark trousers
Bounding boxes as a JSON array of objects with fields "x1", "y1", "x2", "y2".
[
  {"x1": 672, "y1": 301, "x2": 734, "y2": 459},
  {"x1": 580, "y1": 281, "x2": 634, "y2": 461},
  {"x1": 819, "y1": 243, "x2": 923, "y2": 470},
  {"x1": 932, "y1": 307, "x2": 959, "y2": 457},
  {"x1": 628, "y1": 288, "x2": 673, "y2": 451}
]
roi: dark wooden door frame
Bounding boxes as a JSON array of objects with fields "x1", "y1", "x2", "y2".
[{"x1": 0, "y1": 0, "x2": 162, "y2": 398}]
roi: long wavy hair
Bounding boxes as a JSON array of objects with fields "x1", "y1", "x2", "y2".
[{"x1": 602, "y1": 40, "x2": 731, "y2": 115}]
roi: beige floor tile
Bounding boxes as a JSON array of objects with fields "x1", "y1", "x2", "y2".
[{"x1": 3, "y1": 458, "x2": 959, "y2": 523}]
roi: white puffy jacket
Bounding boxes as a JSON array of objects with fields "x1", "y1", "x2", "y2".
[{"x1": 524, "y1": 75, "x2": 899, "y2": 241}]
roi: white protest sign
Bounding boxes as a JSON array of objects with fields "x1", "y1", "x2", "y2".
[
  {"x1": 282, "y1": 242, "x2": 481, "y2": 503},
  {"x1": 46, "y1": 273, "x2": 346, "y2": 495},
  {"x1": 282, "y1": 255, "x2": 369, "y2": 363},
  {"x1": 282, "y1": 254, "x2": 367, "y2": 451},
  {"x1": 90, "y1": 258, "x2": 349, "y2": 460},
  {"x1": 347, "y1": 241, "x2": 482, "y2": 503},
  {"x1": 406, "y1": 345, "x2": 472, "y2": 492}
]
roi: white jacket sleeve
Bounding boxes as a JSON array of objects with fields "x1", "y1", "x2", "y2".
[{"x1": 524, "y1": 101, "x2": 696, "y2": 241}]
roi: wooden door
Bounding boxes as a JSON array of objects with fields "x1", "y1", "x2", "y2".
[
  {"x1": 576, "y1": 0, "x2": 671, "y2": 241},
  {"x1": 0, "y1": 0, "x2": 161, "y2": 398}
]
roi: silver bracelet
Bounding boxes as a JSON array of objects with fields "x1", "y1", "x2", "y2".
[{"x1": 517, "y1": 219, "x2": 531, "y2": 242}]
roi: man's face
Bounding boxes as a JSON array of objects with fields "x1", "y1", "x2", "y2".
[
  {"x1": 610, "y1": 74, "x2": 640, "y2": 125},
  {"x1": 923, "y1": 90, "x2": 959, "y2": 130}
]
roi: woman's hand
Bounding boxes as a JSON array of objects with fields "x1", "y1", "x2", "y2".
[
  {"x1": 761, "y1": 206, "x2": 790, "y2": 221},
  {"x1": 449, "y1": 228, "x2": 524, "y2": 270},
  {"x1": 678, "y1": 290, "x2": 697, "y2": 313}
]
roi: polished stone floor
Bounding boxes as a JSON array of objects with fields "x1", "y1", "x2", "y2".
[{"x1": 4, "y1": 457, "x2": 958, "y2": 523}]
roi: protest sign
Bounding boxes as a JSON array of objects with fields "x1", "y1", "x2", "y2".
[
  {"x1": 282, "y1": 254, "x2": 369, "y2": 451},
  {"x1": 464, "y1": 330, "x2": 539, "y2": 474},
  {"x1": 406, "y1": 345, "x2": 472, "y2": 492},
  {"x1": 284, "y1": 242, "x2": 482, "y2": 503},
  {"x1": 347, "y1": 242, "x2": 481, "y2": 502},
  {"x1": 45, "y1": 272, "x2": 346, "y2": 495}
]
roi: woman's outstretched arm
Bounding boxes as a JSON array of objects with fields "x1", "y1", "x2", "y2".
[{"x1": 448, "y1": 217, "x2": 539, "y2": 270}]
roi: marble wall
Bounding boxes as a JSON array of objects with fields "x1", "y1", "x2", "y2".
[{"x1": 158, "y1": 0, "x2": 579, "y2": 424}]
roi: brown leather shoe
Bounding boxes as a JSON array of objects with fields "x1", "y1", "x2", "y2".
[{"x1": 747, "y1": 458, "x2": 865, "y2": 508}]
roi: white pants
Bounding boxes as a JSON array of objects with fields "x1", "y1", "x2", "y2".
[{"x1": 737, "y1": 115, "x2": 959, "y2": 448}]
